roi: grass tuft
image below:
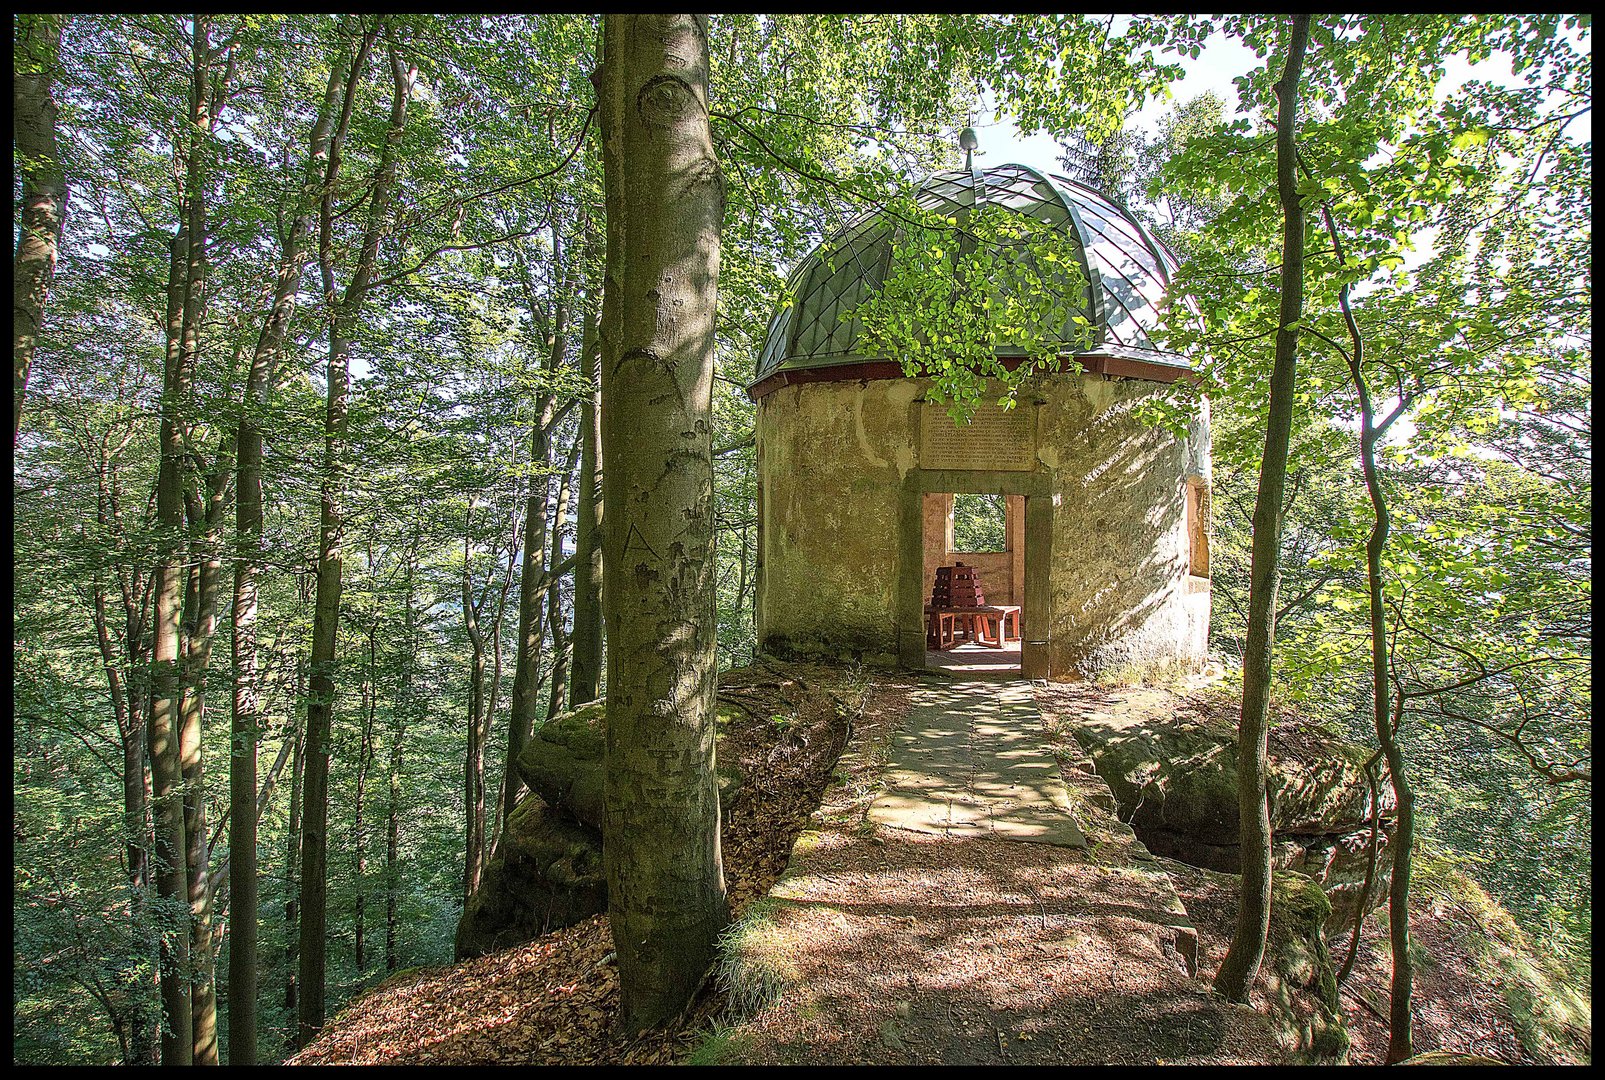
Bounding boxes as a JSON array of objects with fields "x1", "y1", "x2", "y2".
[{"x1": 714, "y1": 897, "x2": 802, "y2": 1021}]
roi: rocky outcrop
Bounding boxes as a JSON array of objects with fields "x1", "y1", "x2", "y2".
[
  {"x1": 515, "y1": 702, "x2": 609, "y2": 830},
  {"x1": 1160, "y1": 859, "x2": 1349, "y2": 1063},
  {"x1": 456, "y1": 702, "x2": 741, "y2": 959},
  {"x1": 1071, "y1": 704, "x2": 1394, "y2": 935},
  {"x1": 1264, "y1": 870, "x2": 1350, "y2": 1063},
  {"x1": 454, "y1": 797, "x2": 608, "y2": 959},
  {"x1": 455, "y1": 703, "x2": 611, "y2": 960}
]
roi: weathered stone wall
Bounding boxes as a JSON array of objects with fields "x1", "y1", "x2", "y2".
[
  {"x1": 755, "y1": 372, "x2": 1209, "y2": 679},
  {"x1": 756, "y1": 378, "x2": 918, "y2": 663},
  {"x1": 1035, "y1": 372, "x2": 1209, "y2": 677}
]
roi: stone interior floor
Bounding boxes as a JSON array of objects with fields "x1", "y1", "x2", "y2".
[{"x1": 924, "y1": 639, "x2": 1022, "y2": 677}]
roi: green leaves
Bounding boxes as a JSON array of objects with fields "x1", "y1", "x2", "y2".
[{"x1": 850, "y1": 199, "x2": 1090, "y2": 420}]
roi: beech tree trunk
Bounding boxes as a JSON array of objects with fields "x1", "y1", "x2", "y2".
[
  {"x1": 149, "y1": 229, "x2": 195, "y2": 1067},
  {"x1": 1379, "y1": 689, "x2": 1415, "y2": 1061},
  {"x1": 229, "y1": 50, "x2": 345, "y2": 1064},
  {"x1": 13, "y1": 12, "x2": 67, "y2": 442},
  {"x1": 283, "y1": 712, "x2": 303, "y2": 1040},
  {"x1": 355, "y1": 620, "x2": 377, "y2": 970},
  {"x1": 181, "y1": 468, "x2": 231, "y2": 1067},
  {"x1": 462, "y1": 518, "x2": 490, "y2": 900},
  {"x1": 596, "y1": 12, "x2": 729, "y2": 1033},
  {"x1": 145, "y1": 11, "x2": 224, "y2": 1049},
  {"x1": 1214, "y1": 12, "x2": 1310, "y2": 1004},
  {"x1": 1321, "y1": 200, "x2": 1417, "y2": 1062},
  {"x1": 299, "y1": 24, "x2": 408, "y2": 1043},
  {"x1": 386, "y1": 537, "x2": 418, "y2": 973},
  {"x1": 501, "y1": 224, "x2": 576, "y2": 830},
  {"x1": 546, "y1": 436, "x2": 582, "y2": 721},
  {"x1": 569, "y1": 277, "x2": 605, "y2": 706}
]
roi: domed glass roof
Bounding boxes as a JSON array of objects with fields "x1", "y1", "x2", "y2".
[{"x1": 753, "y1": 163, "x2": 1189, "y2": 386}]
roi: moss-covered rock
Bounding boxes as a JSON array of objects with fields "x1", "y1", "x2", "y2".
[
  {"x1": 461, "y1": 702, "x2": 743, "y2": 959},
  {"x1": 454, "y1": 798, "x2": 607, "y2": 959},
  {"x1": 1265, "y1": 871, "x2": 1350, "y2": 1064},
  {"x1": 515, "y1": 702, "x2": 608, "y2": 828},
  {"x1": 1071, "y1": 705, "x2": 1393, "y2": 935},
  {"x1": 516, "y1": 701, "x2": 740, "y2": 832}
]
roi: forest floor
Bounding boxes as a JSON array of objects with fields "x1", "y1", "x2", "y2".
[
  {"x1": 291, "y1": 663, "x2": 1587, "y2": 1066},
  {"x1": 289, "y1": 660, "x2": 861, "y2": 1065}
]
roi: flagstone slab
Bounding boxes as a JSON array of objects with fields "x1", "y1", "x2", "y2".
[{"x1": 869, "y1": 680, "x2": 1086, "y2": 848}]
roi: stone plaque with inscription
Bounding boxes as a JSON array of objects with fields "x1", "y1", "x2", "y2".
[{"x1": 919, "y1": 401, "x2": 1037, "y2": 471}]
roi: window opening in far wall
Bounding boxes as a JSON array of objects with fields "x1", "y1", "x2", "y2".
[
  {"x1": 951, "y1": 492, "x2": 1006, "y2": 552},
  {"x1": 1185, "y1": 477, "x2": 1210, "y2": 577}
]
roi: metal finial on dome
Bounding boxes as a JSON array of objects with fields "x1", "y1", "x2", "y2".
[{"x1": 958, "y1": 125, "x2": 980, "y2": 169}]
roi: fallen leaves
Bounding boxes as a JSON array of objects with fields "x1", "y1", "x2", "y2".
[{"x1": 289, "y1": 661, "x2": 858, "y2": 1066}]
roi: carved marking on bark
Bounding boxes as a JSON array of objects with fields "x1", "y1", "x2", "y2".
[
  {"x1": 622, "y1": 521, "x2": 660, "y2": 561},
  {"x1": 635, "y1": 74, "x2": 701, "y2": 127}
]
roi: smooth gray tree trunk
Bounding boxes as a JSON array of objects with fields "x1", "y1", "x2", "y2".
[
  {"x1": 227, "y1": 47, "x2": 347, "y2": 1064},
  {"x1": 12, "y1": 13, "x2": 67, "y2": 442},
  {"x1": 596, "y1": 12, "x2": 729, "y2": 1033},
  {"x1": 299, "y1": 23, "x2": 408, "y2": 1043}
]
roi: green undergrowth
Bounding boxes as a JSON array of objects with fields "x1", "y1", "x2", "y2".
[
  {"x1": 712, "y1": 896, "x2": 803, "y2": 1022},
  {"x1": 1412, "y1": 852, "x2": 1591, "y2": 1063}
]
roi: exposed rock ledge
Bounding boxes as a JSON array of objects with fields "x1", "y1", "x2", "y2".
[{"x1": 1055, "y1": 686, "x2": 1395, "y2": 936}]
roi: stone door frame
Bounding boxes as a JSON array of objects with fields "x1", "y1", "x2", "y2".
[{"x1": 898, "y1": 468, "x2": 1054, "y2": 678}]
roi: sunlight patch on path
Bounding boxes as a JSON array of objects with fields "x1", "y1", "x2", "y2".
[{"x1": 869, "y1": 680, "x2": 1086, "y2": 847}]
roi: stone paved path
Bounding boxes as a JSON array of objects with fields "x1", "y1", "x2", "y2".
[{"x1": 868, "y1": 679, "x2": 1086, "y2": 847}]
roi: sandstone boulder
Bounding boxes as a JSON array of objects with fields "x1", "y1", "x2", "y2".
[
  {"x1": 458, "y1": 702, "x2": 743, "y2": 958},
  {"x1": 1072, "y1": 704, "x2": 1394, "y2": 935},
  {"x1": 454, "y1": 798, "x2": 607, "y2": 959},
  {"x1": 516, "y1": 702, "x2": 608, "y2": 830}
]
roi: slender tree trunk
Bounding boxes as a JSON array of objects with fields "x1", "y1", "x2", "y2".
[
  {"x1": 13, "y1": 12, "x2": 68, "y2": 442},
  {"x1": 386, "y1": 540, "x2": 417, "y2": 973},
  {"x1": 461, "y1": 520, "x2": 489, "y2": 900},
  {"x1": 1325, "y1": 207, "x2": 1415, "y2": 1061},
  {"x1": 149, "y1": 225, "x2": 194, "y2": 1066},
  {"x1": 182, "y1": 515, "x2": 224, "y2": 1066},
  {"x1": 501, "y1": 226, "x2": 573, "y2": 829},
  {"x1": 569, "y1": 281, "x2": 605, "y2": 706},
  {"x1": 145, "y1": 37, "x2": 220, "y2": 1046},
  {"x1": 228, "y1": 51, "x2": 345, "y2": 1065},
  {"x1": 546, "y1": 436, "x2": 581, "y2": 720},
  {"x1": 481, "y1": 513, "x2": 519, "y2": 864},
  {"x1": 385, "y1": 696, "x2": 406, "y2": 973},
  {"x1": 228, "y1": 528, "x2": 262, "y2": 1067},
  {"x1": 355, "y1": 621, "x2": 377, "y2": 971},
  {"x1": 93, "y1": 585, "x2": 145, "y2": 888},
  {"x1": 597, "y1": 13, "x2": 729, "y2": 1033},
  {"x1": 735, "y1": 523, "x2": 751, "y2": 633},
  {"x1": 1380, "y1": 687, "x2": 1414, "y2": 1061},
  {"x1": 299, "y1": 29, "x2": 410, "y2": 1042},
  {"x1": 1214, "y1": 12, "x2": 1310, "y2": 1004},
  {"x1": 93, "y1": 582, "x2": 156, "y2": 1062},
  {"x1": 283, "y1": 713, "x2": 303, "y2": 1040},
  {"x1": 502, "y1": 438, "x2": 550, "y2": 827},
  {"x1": 169, "y1": 18, "x2": 239, "y2": 1060},
  {"x1": 1337, "y1": 751, "x2": 1383, "y2": 986}
]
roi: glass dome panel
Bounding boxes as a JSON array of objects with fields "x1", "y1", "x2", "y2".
[{"x1": 753, "y1": 164, "x2": 1188, "y2": 384}]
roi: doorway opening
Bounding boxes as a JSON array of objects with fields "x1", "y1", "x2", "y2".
[{"x1": 922, "y1": 491, "x2": 1024, "y2": 676}]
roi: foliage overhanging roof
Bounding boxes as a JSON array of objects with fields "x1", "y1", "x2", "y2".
[{"x1": 754, "y1": 163, "x2": 1191, "y2": 385}]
